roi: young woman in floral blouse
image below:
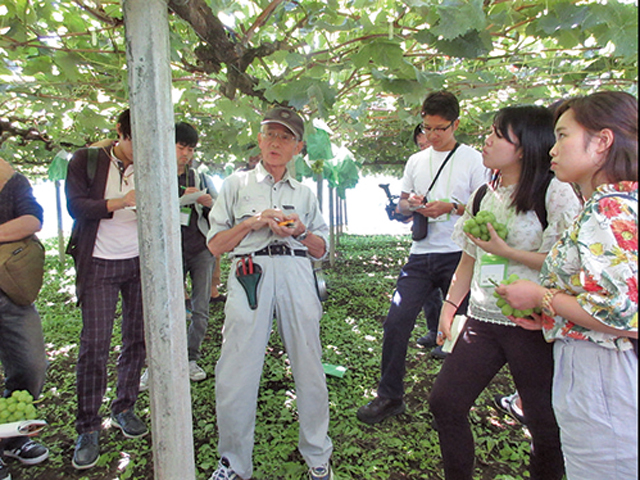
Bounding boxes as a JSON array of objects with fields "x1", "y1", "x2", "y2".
[{"x1": 497, "y1": 91, "x2": 638, "y2": 480}]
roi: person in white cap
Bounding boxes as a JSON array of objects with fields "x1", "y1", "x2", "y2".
[{"x1": 206, "y1": 107, "x2": 334, "y2": 480}]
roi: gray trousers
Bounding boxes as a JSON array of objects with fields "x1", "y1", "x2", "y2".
[
  {"x1": 184, "y1": 248, "x2": 215, "y2": 362},
  {"x1": 553, "y1": 339, "x2": 637, "y2": 480},
  {"x1": 216, "y1": 255, "x2": 333, "y2": 479}
]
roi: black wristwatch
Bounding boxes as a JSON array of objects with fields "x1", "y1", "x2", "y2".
[{"x1": 450, "y1": 202, "x2": 459, "y2": 215}]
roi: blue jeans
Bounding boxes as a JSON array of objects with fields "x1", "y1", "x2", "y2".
[
  {"x1": 0, "y1": 291, "x2": 47, "y2": 398},
  {"x1": 184, "y1": 249, "x2": 215, "y2": 362},
  {"x1": 378, "y1": 252, "x2": 467, "y2": 399},
  {"x1": 0, "y1": 290, "x2": 47, "y2": 450}
]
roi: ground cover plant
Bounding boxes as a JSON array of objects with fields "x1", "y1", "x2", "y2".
[{"x1": 4, "y1": 235, "x2": 533, "y2": 480}]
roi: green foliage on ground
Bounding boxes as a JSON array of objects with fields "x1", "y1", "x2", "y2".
[{"x1": 5, "y1": 235, "x2": 533, "y2": 479}]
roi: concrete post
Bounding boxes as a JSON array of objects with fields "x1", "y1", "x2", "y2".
[{"x1": 122, "y1": 1, "x2": 196, "y2": 479}]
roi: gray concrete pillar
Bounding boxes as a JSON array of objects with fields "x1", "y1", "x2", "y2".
[{"x1": 122, "y1": 1, "x2": 196, "y2": 479}]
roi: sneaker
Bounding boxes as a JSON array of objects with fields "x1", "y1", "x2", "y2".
[
  {"x1": 309, "y1": 463, "x2": 334, "y2": 480},
  {"x1": 189, "y1": 361, "x2": 207, "y2": 382},
  {"x1": 139, "y1": 368, "x2": 149, "y2": 392},
  {"x1": 3, "y1": 438, "x2": 49, "y2": 465},
  {"x1": 430, "y1": 344, "x2": 448, "y2": 360},
  {"x1": 209, "y1": 457, "x2": 241, "y2": 480},
  {"x1": 0, "y1": 458, "x2": 11, "y2": 480},
  {"x1": 417, "y1": 330, "x2": 438, "y2": 348},
  {"x1": 111, "y1": 409, "x2": 149, "y2": 438},
  {"x1": 493, "y1": 392, "x2": 527, "y2": 424},
  {"x1": 72, "y1": 431, "x2": 100, "y2": 470},
  {"x1": 356, "y1": 396, "x2": 406, "y2": 425}
]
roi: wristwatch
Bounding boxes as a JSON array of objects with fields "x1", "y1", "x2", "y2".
[
  {"x1": 450, "y1": 202, "x2": 459, "y2": 215},
  {"x1": 294, "y1": 229, "x2": 310, "y2": 241},
  {"x1": 541, "y1": 288, "x2": 560, "y2": 317}
]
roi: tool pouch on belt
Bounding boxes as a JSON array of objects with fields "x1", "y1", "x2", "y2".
[{"x1": 235, "y1": 257, "x2": 262, "y2": 310}]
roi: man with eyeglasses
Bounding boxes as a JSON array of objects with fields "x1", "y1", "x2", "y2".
[
  {"x1": 206, "y1": 107, "x2": 334, "y2": 480},
  {"x1": 357, "y1": 91, "x2": 489, "y2": 425}
]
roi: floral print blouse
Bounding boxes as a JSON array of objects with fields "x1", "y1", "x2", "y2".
[{"x1": 540, "y1": 181, "x2": 638, "y2": 351}]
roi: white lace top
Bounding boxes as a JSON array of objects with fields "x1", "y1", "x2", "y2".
[{"x1": 452, "y1": 177, "x2": 582, "y2": 326}]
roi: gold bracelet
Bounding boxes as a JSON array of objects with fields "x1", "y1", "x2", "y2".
[{"x1": 541, "y1": 288, "x2": 560, "y2": 317}]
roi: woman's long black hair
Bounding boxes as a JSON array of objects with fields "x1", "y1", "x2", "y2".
[{"x1": 491, "y1": 105, "x2": 556, "y2": 217}]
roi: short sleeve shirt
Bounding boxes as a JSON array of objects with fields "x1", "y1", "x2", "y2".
[
  {"x1": 401, "y1": 144, "x2": 488, "y2": 255},
  {"x1": 207, "y1": 162, "x2": 329, "y2": 259},
  {"x1": 540, "y1": 181, "x2": 638, "y2": 350}
]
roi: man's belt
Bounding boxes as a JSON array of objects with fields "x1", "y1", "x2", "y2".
[{"x1": 253, "y1": 244, "x2": 307, "y2": 257}]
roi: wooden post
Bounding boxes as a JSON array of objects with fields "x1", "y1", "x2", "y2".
[{"x1": 122, "y1": 1, "x2": 196, "y2": 479}]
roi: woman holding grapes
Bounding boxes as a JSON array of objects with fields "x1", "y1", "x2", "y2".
[
  {"x1": 428, "y1": 105, "x2": 581, "y2": 480},
  {"x1": 496, "y1": 91, "x2": 637, "y2": 480}
]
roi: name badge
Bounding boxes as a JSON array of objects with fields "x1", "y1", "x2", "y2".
[
  {"x1": 180, "y1": 207, "x2": 192, "y2": 226},
  {"x1": 478, "y1": 254, "x2": 508, "y2": 287}
]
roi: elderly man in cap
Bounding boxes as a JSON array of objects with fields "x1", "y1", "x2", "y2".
[{"x1": 206, "y1": 107, "x2": 334, "y2": 480}]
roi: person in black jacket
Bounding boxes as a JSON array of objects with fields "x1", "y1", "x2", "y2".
[
  {"x1": 0, "y1": 158, "x2": 48, "y2": 480},
  {"x1": 65, "y1": 109, "x2": 147, "y2": 470}
]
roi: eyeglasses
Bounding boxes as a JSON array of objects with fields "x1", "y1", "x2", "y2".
[
  {"x1": 421, "y1": 120, "x2": 455, "y2": 134},
  {"x1": 261, "y1": 128, "x2": 298, "y2": 144}
]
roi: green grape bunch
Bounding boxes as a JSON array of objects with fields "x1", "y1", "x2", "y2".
[
  {"x1": 463, "y1": 209, "x2": 508, "y2": 242},
  {"x1": 492, "y1": 274, "x2": 542, "y2": 318},
  {"x1": 0, "y1": 390, "x2": 38, "y2": 424}
]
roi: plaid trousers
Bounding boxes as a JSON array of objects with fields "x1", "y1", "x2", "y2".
[{"x1": 75, "y1": 257, "x2": 145, "y2": 434}]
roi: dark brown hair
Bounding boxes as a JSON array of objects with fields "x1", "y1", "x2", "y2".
[
  {"x1": 554, "y1": 91, "x2": 638, "y2": 185},
  {"x1": 117, "y1": 108, "x2": 131, "y2": 140},
  {"x1": 421, "y1": 91, "x2": 459, "y2": 121}
]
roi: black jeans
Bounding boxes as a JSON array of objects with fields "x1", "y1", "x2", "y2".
[
  {"x1": 429, "y1": 317, "x2": 564, "y2": 480},
  {"x1": 378, "y1": 252, "x2": 467, "y2": 399}
]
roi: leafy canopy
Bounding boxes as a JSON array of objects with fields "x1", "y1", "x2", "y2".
[{"x1": 0, "y1": 0, "x2": 637, "y2": 177}]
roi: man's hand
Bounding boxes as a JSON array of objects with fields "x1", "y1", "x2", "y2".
[
  {"x1": 122, "y1": 190, "x2": 136, "y2": 208},
  {"x1": 421, "y1": 200, "x2": 452, "y2": 219},
  {"x1": 271, "y1": 212, "x2": 301, "y2": 237}
]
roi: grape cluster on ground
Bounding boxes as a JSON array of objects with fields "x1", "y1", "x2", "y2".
[{"x1": 0, "y1": 390, "x2": 38, "y2": 424}]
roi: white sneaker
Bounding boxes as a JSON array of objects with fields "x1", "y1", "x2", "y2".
[
  {"x1": 139, "y1": 368, "x2": 149, "y2": 392},
  {"x1": 189, "y1": 361, "x2": 206, "y2": 382},
  {"x1": 209, "y1": 457, "x2": 241, "y2": 480}
]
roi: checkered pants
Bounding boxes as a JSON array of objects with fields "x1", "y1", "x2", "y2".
[{"x1": 75, "y1": 257, "x2": 145, "y2": 434}]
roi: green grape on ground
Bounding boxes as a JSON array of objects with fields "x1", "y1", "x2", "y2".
[
  {"x1": 0, "y1": 390, "x2": 37, "y2": 424},
  {"x1": 463, "y1": 209, "x2": 508, "y2": 241}
]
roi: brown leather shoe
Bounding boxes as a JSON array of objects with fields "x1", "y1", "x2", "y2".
[{"x1": 356, "y1": 396, "x2": 406, "y2": 424}]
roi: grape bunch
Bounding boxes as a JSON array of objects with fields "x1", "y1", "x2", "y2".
[
  {"x1": 492, "y1": 274, "x2": 542, "y2": 318},
  {"x1": 0, "y1": 390, "x2": 38, "y2": 424},
  {"x1": 463, "y1": 210, "x2": 508, "y2": 242}
]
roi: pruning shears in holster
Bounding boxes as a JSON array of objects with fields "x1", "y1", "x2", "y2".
[{"x1": 235, "y1": 256, "x2": 262, "y2": 310}]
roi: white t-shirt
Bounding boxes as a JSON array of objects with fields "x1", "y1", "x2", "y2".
[
  {"x1": 93, "y1": 153, "x2": 139, "y2": 259},
  {"x1": 401, "y1": 143, "x2": 488, "y2": 255}
]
